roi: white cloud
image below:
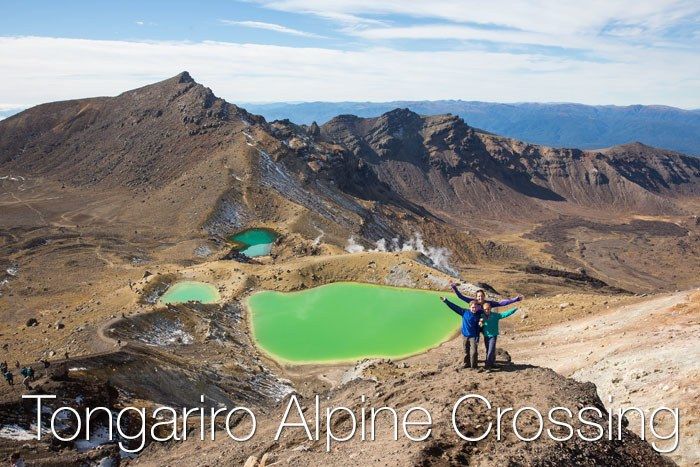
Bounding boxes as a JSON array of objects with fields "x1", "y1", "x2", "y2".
[
  {"x1": 254, "y1": 0, "x2": 699, "y2": 34},
  {"x1": 220, "y1": 20, "x2": 325, "y2": 38},
  {"x1": 302, "y1": 10, "x2": 388, "y2": 28},
  {"x1": 0, "y1": 36, "x2": 698, "y2": 108},
  {"x1": 349, "y1": 24, "x2": 577, "y2": 48},
  {"x1": 343, "y1": 23, "x2": 663, "y2": 58},
  {"x1": 254, "y1": 0, "x2": 700, "y2": 51},
  {"x1": 603, "y1": 24, "x2": 648, "y2": 38}
]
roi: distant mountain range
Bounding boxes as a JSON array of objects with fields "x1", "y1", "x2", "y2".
[{"x1": 242, "y1": 101, "x2": 700, "y2": 156}]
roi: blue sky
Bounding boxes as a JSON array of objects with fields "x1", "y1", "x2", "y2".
[
  {"x1": 1, "y1": 0, "x2": 343, "y2": 46},
  {"x1": 1, "y1": 0, "x2": 699, "y2": 109}
]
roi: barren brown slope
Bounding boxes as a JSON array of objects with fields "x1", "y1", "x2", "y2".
[
  {"x1": 0, "y1": 73, "x2": 488, "y2": 261},
  {"x1": 0, "y1": 71, "x2": 264, "y2": 187}
]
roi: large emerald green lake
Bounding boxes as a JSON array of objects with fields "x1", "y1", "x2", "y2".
[
  {"x1": 159, "y1": 281, "x2": 220, "y2": 304},
  {"x1": 248, "y1": 282, "x2": 460, "y2": 363},
  {"x1": 228, "y1": 228, "x2": 278, "y2": 257}
]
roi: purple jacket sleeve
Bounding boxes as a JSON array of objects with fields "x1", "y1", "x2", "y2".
[
  {"x1": 451, "y1": 284, "x2": 473, "y2": 304},
  {"x1": 489, "y1": 296, "x2": 521, "y2": 307}
]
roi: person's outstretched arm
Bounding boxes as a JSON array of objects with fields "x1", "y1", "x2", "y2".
[
  {"x1": 491, "y1": 295, "x2": 523, "y2": 307},
  {"x1": 496, "y1": 307, "x2": 517, "y2": 319},
  {"x1": 450, "y1": 283, "x2": 473, "y2": 304},
  {"x1": 440, "y1": 297, "x2": 465, "y2": 316}
]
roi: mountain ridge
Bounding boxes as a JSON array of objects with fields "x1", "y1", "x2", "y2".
[
  {"x1": 306, "y1": 107, "x2": 700, "y2": 221},
  {"x1": 1, "y1": 72, "x2": 699, "y2": 225},
  {"x1": 241, "y1": 100, "x2": 700, "y2": 156}
]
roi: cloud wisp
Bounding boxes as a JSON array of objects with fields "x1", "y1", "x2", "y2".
[
  {"x1": 220, "y1": 19, "x2": 325, "y2": 38},
  {"x1": 251, "y1": 0, "x2": 700, "y2": 52}
]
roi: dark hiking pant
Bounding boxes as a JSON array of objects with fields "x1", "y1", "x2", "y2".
[
  {"x1": 463, "y1": 336, "x2": 479, "y2": 368},
  {"x1": 484, "y1": 336, "x2": 497, "y2": 368}
]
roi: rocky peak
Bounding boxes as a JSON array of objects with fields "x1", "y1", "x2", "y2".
[
  {"x1": 307, "y1": 121, "x2": 320, "y2": 138},
  {"x1": 176, "y1": 70, "x2": 195, "y2": 84},
  {"x1": 377, "y1": 107, "x2": 422, "y2": 123},
  {"x1": 322, "y1": 113, "x2": 364, "y2": 131},
  {"x1": 119, "y1": 72, "x2": 198, "y2": 98},
  {"x1": 370, "y1": 108, "x2": 423, "y2": 137}
]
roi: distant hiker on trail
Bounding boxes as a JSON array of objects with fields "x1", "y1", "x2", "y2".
[
  {"x1": 3, "y1": 370, "x2": 13, "y2": 386},
  {"x1": 20, "y1": 366, "x2": 34, "y2": 381},
  {"x1": 20, "y1": 367, "x2": 34, "y2": 389},
  {"x1": 449, "y1": 282, "x2": 523, "y2": 308},
  {"x1": 480, "y1": 302, "x2": 517, "y2": 371},
  {"x1": 440, "y1": 297, "x2": 483, "y2": 369}
]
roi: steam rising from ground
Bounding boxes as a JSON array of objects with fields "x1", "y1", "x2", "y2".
[
  {"x1": 345, "y1": 236, "x2": 365, "y2": 253},
  {"x1": 313, "y1": 225, "x2": 325, "y2": 246},
  {"x1": 346, "y1": 233, "x2": 457, "y2": 275}
]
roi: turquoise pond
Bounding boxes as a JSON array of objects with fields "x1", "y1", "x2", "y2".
[
  {"x1": 228, "y1": 228, "x2": 278, "y2": 257},
  {"x1": 159, "y1": 281, "x2": 220, "y2": 304}
]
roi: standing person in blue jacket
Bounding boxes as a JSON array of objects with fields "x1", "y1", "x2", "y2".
[{"x1": 439, "y1": 297, "x2": 483, "y2": 369}]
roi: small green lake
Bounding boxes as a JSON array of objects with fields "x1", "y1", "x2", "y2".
[
  {"x1": 248, "y1": 282, "x2": 460, "y2": 363},
  {"x1": 159, "y1": 281, "x2": 220, "y2": 304},
  {"x1": 228, "y1": 228, "x2": 278, "y2": 257}
]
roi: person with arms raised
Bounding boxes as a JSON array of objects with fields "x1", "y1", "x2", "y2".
[
  {"x1": 480, "y1": 302, "x2": 518, "y2": 371},
  {"x1": 440, "y1": 298, "x2": 483, "y2": 369}
]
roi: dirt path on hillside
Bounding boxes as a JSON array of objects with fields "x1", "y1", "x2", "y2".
[{"x1": 508, "y1": 290, "x2": 699, "y2": 465}]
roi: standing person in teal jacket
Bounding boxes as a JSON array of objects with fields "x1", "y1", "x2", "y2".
[{"x1": 480, "y1": 302, "x2": 518, "y2": 371}]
